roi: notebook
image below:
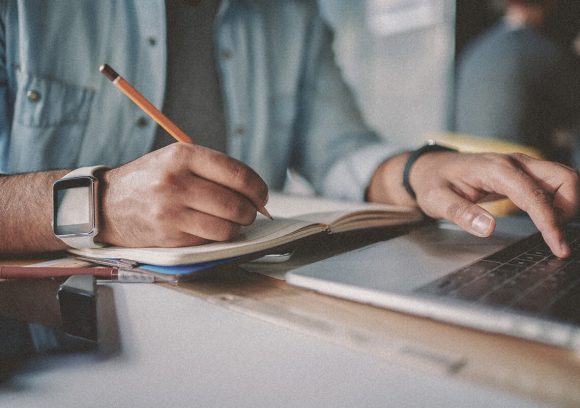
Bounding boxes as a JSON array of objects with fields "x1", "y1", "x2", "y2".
[
  {"x1": 286, "y1": 217, "x2": 580, "y2": 349},
  {"x1": 70, "y1": 193, "x2": 422, "y2": 266}
]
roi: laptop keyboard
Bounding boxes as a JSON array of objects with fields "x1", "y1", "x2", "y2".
[{"x1": 417, "y1": 224, "x2": 580, "y2": 326}]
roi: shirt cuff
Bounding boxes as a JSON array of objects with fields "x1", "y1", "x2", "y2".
[{"x1": 321, "y1": 143, "x2": 401, "y2": 202}]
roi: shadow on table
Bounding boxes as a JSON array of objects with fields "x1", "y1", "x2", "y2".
[{"x1": 0, "y1": 279, "x2": 120, "y2": 385}]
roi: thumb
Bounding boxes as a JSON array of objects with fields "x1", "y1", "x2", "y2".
[{"x1": 421, "y1": 188, "x2": 496, "y2": 237}]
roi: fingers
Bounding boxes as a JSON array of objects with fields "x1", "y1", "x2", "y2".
[
  {"x1": 176, "y1": 208, "x2": 242, "y2": 242},
  {"x1": 410, "y1": 150, "x2": 578, "y2": 257},
  {"x1": 421, "y1": 173, "x2": 568, "y2": 258},
  {"x1": 143, "y1": 162, "x2": 259, "y2": 246},
  {"x1": 415, "y1": 152, "x2": 577, "y2": 258},
  {"x1": 166, "y1": 143, "x2": 269, "y2": 211},
  {"x1": 506, "y1": 153, "x2": 578, "y2": 257},
  {"x1": 509, "y1": 153, "x2": 579, "y2": 220},
  {"x1": 178, "y1": 173, "x2": 258, "y2": 226},
  {"x1": 148, "y1": 207, "x2": 242, "y2": 247},
  {"x1": 418, "y1": 186, "x2": 496, "y2": 237},
  {"x1": 478, "y1": 155, "x2": 572, "y2": 257}
]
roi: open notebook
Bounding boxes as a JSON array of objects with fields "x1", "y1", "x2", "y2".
[{"x1": 70, "y1": 193, "x2": 422, "y2": 266}]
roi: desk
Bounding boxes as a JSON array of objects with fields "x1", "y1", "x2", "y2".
[{"x1": 2, "y1": 236, "x2": 580, "y2": 407}]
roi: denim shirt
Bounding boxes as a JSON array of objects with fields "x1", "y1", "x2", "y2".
[{"x1": 0, "y1": 0, "x2": 396, "y2": 201}]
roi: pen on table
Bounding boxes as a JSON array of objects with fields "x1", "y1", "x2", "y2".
[
  {"x1": 0, "y1": 266, "x2": 155, "y2": 283},
  {"x1": 99, "y1": 63, "x2": 273, "y2": 220}
]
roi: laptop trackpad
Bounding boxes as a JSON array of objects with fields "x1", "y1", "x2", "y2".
[{"x1": 287, "y1": 217, "x2": 536, "y2": 294}]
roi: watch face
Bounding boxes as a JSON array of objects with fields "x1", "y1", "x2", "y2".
[{"x1": 53, "y1": 177, "x2": 96, "y2": 236}]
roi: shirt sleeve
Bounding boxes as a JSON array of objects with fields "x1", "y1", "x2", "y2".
[{"x1": 290, "y1": 10, "x2": 397, "y2": 202}]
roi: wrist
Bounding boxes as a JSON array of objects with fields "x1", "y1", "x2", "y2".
[
  {"x1": 52, "y1": 166, "x2": 109, "y2": 249},
  {"x1": 367, "y1": 153, "x2": 416, "y2": 207},
  {"x1": 95, "y1": 168, "x2": 117, "y2": 246},
  {"x1": 403, "y1": 141, "x2": 457, "y2": 200}
]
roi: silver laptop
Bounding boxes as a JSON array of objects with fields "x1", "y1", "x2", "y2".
[{"x1": 286, "y1": 217, "x2": 580, "y2": 349}]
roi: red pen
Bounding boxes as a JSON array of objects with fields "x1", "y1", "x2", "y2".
[{"x1": 0, "y1": 266, "x2": 155, "y2": 282}]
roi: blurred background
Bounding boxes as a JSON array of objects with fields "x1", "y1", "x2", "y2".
[
  {"x1": 319, "y1": 0, "x2": 454, "y2": 151},
  {"x1": 316, "y1": 0, "x2": 580, "y2": 157}
]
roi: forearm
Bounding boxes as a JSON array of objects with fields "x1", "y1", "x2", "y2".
[{"x1": 0, "y1": 170, "x2": 69, "y2": 255}]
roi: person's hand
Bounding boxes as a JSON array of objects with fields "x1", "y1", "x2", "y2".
[
  {"x1": 369, "y1": 152, "x2": 579, "y2": 258},
  {"x1": 97, "y1": 143, "x2": 269, "y2": 247}
]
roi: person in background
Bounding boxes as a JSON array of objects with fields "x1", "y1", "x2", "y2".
[
  {"x1": 0, "y1": 1, "x2": 577, "y2": 259},
  {"x1": 454, "y1": 0, "x2": 580, "y2": 165}
]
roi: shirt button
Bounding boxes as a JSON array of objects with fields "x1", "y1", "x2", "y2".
[
  {"x1": 27, "y1": 90, "x2": 41, "y2": 102},
  {"x1": 148, "y1": 37, "x2": 157, "y2": 46},
  {"x1": 136, "y1": 117, "x2": 149, "y2": 128},
  {"x1": 221, "y1": 49, "x2": 233, "y2": 60},
  {"x1": 234, "y1": 126, "x2": 245, "y2": 136}
]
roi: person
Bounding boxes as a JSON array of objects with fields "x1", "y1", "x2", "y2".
[
  {"x1": 0, "y1": 0, "x2": 577, "y2": 259},
  {"x1": 454, "y1": 0, "x2": 580, "y2": 165}
]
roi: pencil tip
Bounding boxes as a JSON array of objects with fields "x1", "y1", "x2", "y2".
[
  {"x1": 259, "y1": 206, "x2": 274, "y2": 220},
  {"x1": 100, "y1": 64, "x2": 119, "y2": 82}
]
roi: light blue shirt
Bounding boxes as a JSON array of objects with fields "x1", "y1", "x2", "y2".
[{"x1": 0, "y1": 0, "x2": 397, "y2": 201}]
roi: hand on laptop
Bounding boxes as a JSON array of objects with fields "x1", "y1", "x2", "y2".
[
  {"x1": 97, "y1": 143, "x2": 269, "y2": 248},
  {"x1": 368, "y1": 151, "x2": 579, "y2": 258}
]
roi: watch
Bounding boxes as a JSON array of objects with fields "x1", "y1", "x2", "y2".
[
  {"x1": 402, "y1": 140, "x2": 457, "y2": 199},
  {"x1": 52, "y1": 165, "x2": 109, "y2": 249}
]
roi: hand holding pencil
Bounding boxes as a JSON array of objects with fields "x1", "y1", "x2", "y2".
[{"x1": 94, "y1": 64, "x2": 271, "y2": 248}]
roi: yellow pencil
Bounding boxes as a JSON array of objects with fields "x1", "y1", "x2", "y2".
[{"x1": 100, "y1": 64, "x2": 272, "y2": 220}]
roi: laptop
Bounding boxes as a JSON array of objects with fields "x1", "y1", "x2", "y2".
[{"x1": 286, "y1": 217, "x2": 580, "y2": 349}]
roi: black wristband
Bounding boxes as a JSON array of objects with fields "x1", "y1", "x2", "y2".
[{"x1": 402, "y1": 141, "x2": 456, "y2": 200}]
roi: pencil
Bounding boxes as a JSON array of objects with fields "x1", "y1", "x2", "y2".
[
  {"x1": 0, "y1": 266, "x2": 116, "y2": 279},
  {"x1": 100, "y1": 64, "x2": 272, "y2": 220}
]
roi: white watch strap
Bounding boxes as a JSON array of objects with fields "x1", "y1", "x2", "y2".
[
  {"x1": 62, "y1": 165, "x2": 109, "y2": 179},
  {"x1": 61, "y1": 234, "x2": 105, "y2": 249},
  {"x1": 56, "y1": 165, "x2": 109, "y2": 249}
]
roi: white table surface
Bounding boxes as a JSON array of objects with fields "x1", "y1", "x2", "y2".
[{"x1": 3, "y1": 283, "x2": 548, "y2": 408}]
